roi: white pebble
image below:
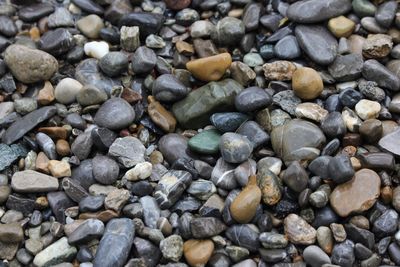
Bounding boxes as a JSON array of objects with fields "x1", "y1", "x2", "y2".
[
  {"x1": 84, "y1": 41, "x2": 109, "y2": 59},
  {"x1": 124, "y1": 162, "x2": 153, "y2": 181},
  {"x1": 355, "y1": 99, "x2": 381, "y2": 120}
]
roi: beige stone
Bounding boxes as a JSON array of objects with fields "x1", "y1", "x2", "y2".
[{"x1": 186, "y1": 53, "x2": 232, "y2": 81}]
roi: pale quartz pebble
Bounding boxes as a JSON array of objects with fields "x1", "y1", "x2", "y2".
[
  {"x1": 355, "y1": 99, "x2": 381, "y2": 120},
  {"x1": 124, "y1": 162, "x2": 153, "y2": 181},
  {"x1": 84, "y1": 41, "x2": 109, "y2": 59}
]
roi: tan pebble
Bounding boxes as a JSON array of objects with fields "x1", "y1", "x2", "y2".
[
  {"x1": 35, "y1": 152, "x2": 50, "y2": 174},
  {"x1": 29, "y1": 27, "x2": 41, "y2": 41},
  {"x1": 328, "y1": 16, "x2": 355, "y2": 38},
  {"x1": 37, "y1": 81, "x2": 55, "y2": 105},
  {"x1": 292, "y1": 67, "x2": 323, "y2": 100},
  {"x1": 183, "y1": 239, "x2": 214, "y2": 267},
  {"x1": 148, "y1": 96, "x2": 177, "y2": 133},
  {"x1": 349, "y1": 215, "x2": 370, "y2": 230},
  {"x1": 176, "y1": 41, "x2": 194, "y2": 56},
  {"x1": 186, "y1": 53, "x2": 232, "y2": 81},
  {"x1": 48, "y1": 160, "x2": 71, "y2": 178},
  {"x1": 262, "y1": 60, "x2": 297, "y2": 81},
  {"x1": 381, "y1": 186, "x2": 393, "y2": 204},
  {"x1": 56, "y1": 139, "x2": 70, "y2": 156},
  {"x1": 38, "y1": 127, "x2": 68, "y2": 140}
]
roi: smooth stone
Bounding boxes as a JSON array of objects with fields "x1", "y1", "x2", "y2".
[
  {"x1": 147, "y1": 97, "x2": 177, "y2": 133},
  {"x1": 282, "y1": 161, "x2": 308, "y2": 193},
  {"x1": 33, "y1": 237, "x2": 76, "y2": 267},
  {"x1": 92, "y1": 155, "x2": 119, "y2": 185},
  {"x1": 172, "y1": 79, "x2": 243, "y2": 129},
  {"x1": 187, "y1": 179, "x2": 216, "y2": 200},
  {"x1": 55, "y1": 78, "x2": 83, "y2": 105},
  {"x1": 119, "y1": 12, "x2": 164, "y2": 39},
  {"x1": 211, "y1": 17, "x2": 245, "y2": 47},
  {"x1": 331, "y1": 239, "x2": 355, "y2": 267},
  {"x1": 259, "y1": 248, "x2": 287, "y2": 263},
  {"x1": 328, "y1": 155, "x2": 354, "y2": 184},
  {"x1": 91, "y1": 127, "x2": 117, "y2": 151},
  {"x1": 79, "y1": 195, "x2": 104, "y2": 212},
  {"x1": 183, "y1": 239, "x2": 214, "y2": 267},
  {"x1": 19, "y1": 3, "x2": 54, "y2": 22},
  {"x1": 352, "y1": 0, "x2": 376, "y2": 17},
  {"x1": 287, "y1": 0, "x2": 352, "y2": 23},
  {"x1": 235, "y1": 87, "x2": 271, "y2": 112},
  {"x1": 210, "y1": 112, "x2": 249, "y2": 133},
  {"x1": 274, "y1": 35, "x2": 301, "y2": 59},
  {"x1": 190, "y1": 217, "x2": 226, "y2": 238},
  {"x1": 0, "y1": 223, "x2": 23, "y2": 243},
  {"x1": 131, "y1": 46, "x2": 157, "y2": 74},
  {"x1": 76, "y1": 14, "x2": 104, "y2": 39},
  {"x1": 124, "y1": 162, "x2": 152, "y2": 181},
  {"x1": 4, "y1": 44, "x2": 58, "y2": 84},
  {"x1": 71, "y1": 131, "x2": 93, "y2": 160},
  {"x1": 190, "y1": 20, "x2": 215, "y2": 38},
  {"x1": 186, "y1": 53, "x2": 232, "y2": 82},
  {"x1": 39, "y1": 28, "x2": 75, "y2": 56},
  {"x1": 133, "y1": 237, "x2": 161, "y2": 267},
  {"x1": 230, "y1": 176, "x2": 261, "y2": 223},
  {"x1": 84, "y1": 41, "x2": 109, "y2": 59},
  {"x1": 372, "y1": 209, "x2": 399, "y2": 238},
  {"x1": 211, "y1": 158, "x2": 237, "y2": 190},
  {"x1": 284, "y1": 214, "x2": 317, "y2": 245},
  {"x1": 328, "y1": 54, "x2": 363, "y2": 82},
  {"x1": 379, "y1": 129, "x2": 400, "y2": 156},
  {"x1": 188, "y1": 129, "x2": 221, "y2": 154},
  {"x1": 220, "y1": 133, "x2": 253, "y2": 164},
  {"x1": 158, "y1": 133, "x2": 192, "y2": 164},
  {"x1": 0, "y1": 15, "x2": 17, "y2": 37},
  {"x1": 68, "y1": 219, "x2": 105, "y2": 245},
  {"x1": 71, "y1": 0, "x2": 104, "y2": 15},
  {"x1": 271, "y1": 119, "x2": 326, "y2": 163},
  {"x1": 375, "y1": 1, "x2": 397, "y2": 28},
  {"x1": 152, "y1": 74, "x2": 189, "y2": 102},
  {"x1": 330, "y1": 169, "x2": 381, "y2": 217},
  {"x1": 236, "y1": 121, "x2": 269, "y2": 148},
  {"x1": 292, "y1": 67, "x2": 324, "y2": 100},
  {"x1": 93, "y1": 218, "x2": 135, "y2": 267},
  {"x1": 75, "y1": 59, "x2": 121, "y2": 96},
  {"x1": 140, "y1": 196, "x2": 160, "y2": 229},
  {"x1": 99, "y1": 52, "x2": 129, "y2": 77},
  {"x1": 303, "y1": 245, "x2": 331, "y2": 267},
  {"x1": 47, "y1": 7, "x2": 74, "y2": 28},
  {"x1": 225, "y1": 224, "x2": 260, "y2": 253},
  {"x1": 295, "y1": 25, "x2": 338, "y2": 65},
  {"x1": 94, "y1": 98, "x2": 135, "y2": 130},
  {"x1": 362, "y1": 59, "x2": 400, "y2": 91},
  {"x1": 328, "y1": 16, "x2": 356, "y2": 38},
  {"x1": 108, "y1": 137, "x2": 145, "y2": 168},
  {"x1": 77, "y1": 85, "x2": 108, "y2": 106},
  {"x1": 355, "y1": 99, "x2": 380, "y2": 120}
]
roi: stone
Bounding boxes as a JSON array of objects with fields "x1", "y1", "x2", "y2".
[
  {"x1": 210, "y1": 112, "x2": 249, "y2": 133},
  {"x1": 160, "y1": 235, "x2": 183, "y2": 262},
  {"x1": 92, "y1": 155, "x2": 119, "y2": 185},
  {"x1": 303, "y1": 245, "x2": 331, "y2": 267},
  {"x1": 295, "y1": 25, "x2": 338, "y2": 65},
  {"x1": 352, "y1": 0, "x2": 376, "y2": 17},
  {"x1": 328, "y1": 54, "x2": 363, "y2": 82},
  {"x1": 76, "y1": 85, "x2": 108, "y2": 106},
  {"x1": 55, "y1": 78, "x2": 83, "y2": 105},
  {"x1": 99, "y1": 52, "x2": 129, "y2": 77},
  {"x1": 362, "y1": 34, "x2": 393, "y2": 59},
  {"x1": 328, "y1": 16, "x2": 355, "y2": 38},
  {"x1": 295, "y1": 103, "x2": 328, "y2": 122},
  {"x1": 48, "y1": 160, "x2": 71, "y2": 178},
  {"x1": 119, "y1": 13, "x2": 164, "y2": 39},
  {"x1": 33, "y1": 237, "x2": 77, "y2": 267},
  {"x1": 121, "y1": 26, "x2": 140, "y2": 52},
  {"x1": 152, "y1": 74, "x2": 189, "y2": 102},
  {"x1": 355, "y1": 99, "x2": 381, "y2": 120},
  {"x1": 0, "y1": 143, "x2": 28, "y2": 171},
  {"x1": 292, "y1": 67, "x2": 324, "y2": 100},
  {"x1": 211, "y1": 17, "x2": 245, "y2": 47},
  {"x1": 18, "y1": 3, "x2": 54, "y2": 22},
  {"x1": 172, "y1": 79, "x2": 243, "y2": 129},
  {"x1": 148, "y1": 97, "x2": 177, "y2": 133},
  {"x1": 124, "y1": 162, "x2": 152, "y2": 181},
  {"x1": 186, "y1": 53, "x2": 232, "y2": 82},
  {"x1": 84, "y1": 41, "x2": 109, "y2": 59},
  {"x1": 68, "y1": 219, "x2": 105, "y2": 245},
  {"x1": 108, "y1": 136, "x2": 145, "y2": 168},
  {"x1": 235, "y1": 87, "x2": 271, "y2": 113},
  {"x1": 72, "y1": 0, "x2": 104, "y2": 15},
  {"x1": 131, "y1": 46, "x2": 157, "y2": 74},
  {"x1": 220, "y1": 133, "x2": 253, "y2": 164},
  {"x1": 71, "y1": 131, "x2": 93, "y2": 160},
  {"x1": 262, "y1": 61, "x2": 297, "y2": 81},
  {"x1": 94, "y1": 98, "x2": 135, "y2": 130},
  {"x1": 271, "y1": 119, "x2": 326, "y2": 163},
  {"x1": 188, "y1": 129, "x2": 221, "y2": 154},
  {"x1": 257, "y1": 169, "x2": 282, "y2": 206},
  {"x1": 93, "y1": 218, "x2": 135, "y2": 267},
  {"x1": 140, "y1": 196, "x2": 160, "y2": 229},
  {"x1": 230, "y1": 61, "x2": 256, "y2": 86},
  {"x1": 4, "y1": 44, "x2": 58, "y2": 84},
  {"x1": 37, "y1": 81, "x2": 55, "y2": 105},
  {"x1": 11, "y1": 170, "x2": 58, "y2": 193},
  {"x1": 225, "y1": 224, "x2": 260, "y2": 252},
  {"x1": 183, "y1": 239, "x2": 214, "y2": 267},
  {"x1": 284, "y1": 214, "x2": 317, "y2": 245},
  {"x1": 282, "y1": 161, "x2": 309, "y2": 193},
  {"x1": 76, "y1": 14, "x2": 104, "y2": 39},
  {"x1": 190, "y1": 217, "x2": 226, "y2": 238},
  {"x1": 230, "y1": 176, "x2": 261, "y2": 223},
  {"x1": 287, "y1": 0, "x2": 352, "y2": 23},
  {"x1": 105, "y1": 189, "x2": 130, "y2": 212},
  {"x1": 330, "y1": 169, "x2": 381, "y2": 217},
  {"x1": 47, "y1": 7, "x2": 74, "y2": 28},
  {"x1": 328, "y1": 155, "x2": 354, "y2": 184},
  {"x1": 155, "y1": 170, "x2": 192, "y2": 209},
  {"x1": 331, "y1": 239, "x2": 355, "y2": 267},
  {"x1": 39, "y1": 28, "x2": 75, "y2": 56},
  {"x1": 362, "y1": 59, "x2": 400, "y2": 91},
  {"x1": 376, "y1": 1, "x2": 397, "y2": 28},
  {"x1": 0, "y1": 223, "x2": 23, "y2": 243},
  {"x1": 379, "y1": 129, "x2": 400, "y2": 156},
  {"x1": 372, "y1": 209, "x2": 399, "y2": 238}
]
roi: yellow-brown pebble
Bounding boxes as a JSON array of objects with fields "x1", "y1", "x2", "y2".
[
  {"x1": 230, "y1": 175, "x2": 261, "y2": 223},
  {"x1": 35, "y1": 152, "x2": 50, "y2": 174},
  {"x1": 183, "y1": 239, "x2": 214, "y2": 267},
  {"x1": 328, "y1": 16, "x2": 355, "y2": 38},
  {"x1": 292, "y1": 67, "x2": 323, "y2": 100},
  {"x1": 56, "y1": 139, "x2": 71, "y2": 156},
  {"x1": 148, "y1": 96, "x2": 177, "y2": 133},
  {"x1": 37, "y1": 81, "x2": 55, "y2": 105},
  {"x1": 186, "y1": 53, "x2": 232, "y2": 81},
  {"x1": 48, "y1": 160, "x2": 71, "y2": 178}
]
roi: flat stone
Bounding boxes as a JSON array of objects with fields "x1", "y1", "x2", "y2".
[
  {"x1": 0, "y1": 143, "x2": 28, "y2": 171},
  {"x1": 108, "y1": 137, "x2": 145, "y2": 168},
  {"x1": 18, "y1": 3, "x2": 54, "y2": 22},
  {"x1": 190, "y1": 217, "x2": 226, "y2": 238},
  {"x1": 362, "y1": 59, "x2": 400, "y2": 91},
  {"x1": 379, "y1": 129, "x2": 400, "y2": 156},
  {"x1": 68, "y1": 219, "x2": 105, "y2": 245},
  {"x1": 330, "y1": 169, "x2": 381, "y2": 217},
  {"x1": 188, "y1": 129, "x2": 221, "y2": 154},
  {"x1": 284, "y1": 213, "x2": 317, "y2": 245},
  {"x1": 0, "y1": 223, "x2": 23, "y2": 243},
  {"x1": 33, "y1": 237, "x2": 77, "y2": 267},
  {"x1": 11, "y1": 170, "x2": 58, "y2": 193},
  {"x1": 39, "y1": 28, "x2": 75, "y2": 56},
  {"x1": 328, "y1": 54, "x2": 363, "y2": 82}
]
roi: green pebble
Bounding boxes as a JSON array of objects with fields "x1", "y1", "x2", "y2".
[
  {"x1": 352, "y1": 0, "x2": 377, "y2": 18},
  {"x1": 188, "y1": 129, "x2": 221, "y2": 154}
]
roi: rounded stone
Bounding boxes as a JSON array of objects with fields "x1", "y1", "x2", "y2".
[
  {"x1": 230, "y1": 176, "x2": 261, "y2": 223},
  {"x1": 183, "y1": 239, "x2": 214, "y2": 267},
  {"x1": 211, "y1": 17, "x2": 245, "y2": 47},
  {"x1": 76, "y1": 14, "x2": 104, "y2": 39},
  {"x1": 186, "y1": 53, "x2": 232, "y2": 82},
  {"x1": 94, "y1": 98, "x2": 135, "y2": 130},
  {"x1": 92, "y1": 155, "x2": 119, "y2": 185},
  {"x1": 235, "y1": 87, "x2": 271, "y2": 112},
  {"x1": 99, "y1": 52, "x2": 129, "y2": 77},
  {"x1": 219, "y1": 133, "x2": 253, "y2": 164},
  {"x1": 292, "y1": 67, "x2": 324, "y2": 100},
  {"x1": 55, "y1": 78, "x2": 83, "y2": 105}
]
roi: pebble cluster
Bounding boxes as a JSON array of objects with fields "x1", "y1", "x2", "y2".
[{"x1": 1, "y1": 0, "x2": 400, "y2": 266}]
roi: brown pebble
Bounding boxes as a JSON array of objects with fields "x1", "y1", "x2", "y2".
[
  {"x1": 29, "y1": 26, "x2": 41, "y2": 41},
  {"x1": 349, "y1": 215, "x2": 370, "y2": 230},
  {"x1": 176, "y1": 41, "x2": 194, "y2": 56},
  {"x1": 262, "y1": 60, "x2": 297, "y2": 81},
  {"x1": 121, "y1": 87, "x2": 142, "y2": 104},
  {"x1": 35, "y1": 152, "x2": 50, "y2": 174},
  {"x1": 292, "y1": 67, "x2": 323, "y2": 100},
  {"x1": 56, "y1": 139, "x2": 70, "y2": 156},
  {"x1": 186, "y1": 53, "x2": 232, "y2": 81},
  {"x1": 183, "y1": 239, "x2": 214, "y2": 267},
  {"x1": 381, "y1": 186, "x2": 393, "y2": 204},
  {"x1": 148, "y1": 96, "x2": 177, "y2": 133},
  {"x1": 35, "y1": 196, "x2": 49, "y2": 208},
  {"x1": 164, "y1": 0, "x2": 191, "y2": 10},
  {"x1": 37, "y1": 81, "x2": 55, "y2": 105},
  {"x1": 79, "y1": 210, "x2": 119, "y2": 222},
  {"x1": 38, "y1": 127, "x2": 68, "y2": 140}
]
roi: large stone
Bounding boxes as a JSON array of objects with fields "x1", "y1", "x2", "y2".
[
  {"x1": 68, "y1": 219, "x2": 105, "y2": 245},
  {"x1": 33, "y1": 237, "x2": 77, "y2": 267},
  {"x1": 362, "y1": 59, "x2": 400, "y2": 91},
  {"x1": 284, "y1": 213, "x2": 317, "y2": 245},
  {"x1": 295, "y1": 25, "x2": 338, "y2": 65},
  {"x1": 330, "y1": 169, "x2": 381, "y2": 217},
  {"x1": 0, "y1": 143, "x2": 28, "y2": 171},
  {"x1": 379, "y1": 129, "x2": 400, "y2": 156},
  {"x1": 94, "y1": 98, "x2": 135, "y2": 130},
  {"x1": 93, "y1": 218, "x2": 135, "y2": 267},
  {"x1": 287, "y1": 0, "x2": 352, "y2": 23},
  {"x1": 172, "y1": 79, "x2": 243, "y2": 129},
  {"x1": 11, "y1": 170, "x2": 59, "y2": 193},
  {"x1": 271, "y1": 119, "x2": 326, "y2": 163},
  {"x1": 4, "y1": 44, "x2": 58, "y2": 84}
]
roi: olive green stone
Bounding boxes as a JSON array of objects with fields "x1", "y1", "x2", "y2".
[
  {"x1": 352, "y1": 0, "x2": 377, "y2": 17},
  {"x1": 188, "y1": 129, "x2": 221, "y2": 154},
  {"x1": 172, "y1": 79, "x2": 243, "y2": 129}
]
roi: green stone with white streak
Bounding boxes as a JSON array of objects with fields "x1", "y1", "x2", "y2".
[
  {"x1": 188, "y1": 129, "x2": 221, "y2": 154},
  {"x1": 172, "y1": 79, "x2": 243, "y2": 129}
]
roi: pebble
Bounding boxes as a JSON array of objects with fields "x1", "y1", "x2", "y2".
[
  {"x1": 55, "y1": 78, "x2": 83, "y2": 105},
  {"x1": 219, "y1": 133, "x2": 253, "y2": 164},
  {"x1": 330, "y1": 169, "x2": 381, "y2": 217},
  {"x1": 262, "y1": 61, "x2": 297, "y2": 81},
  {"x1": 152, "y1": 74, "x2": 189, "y2": 102},
  {"x1": 303, "y1": 245, "x2": 331, "y2": 267},
  {"x1": 211, "y1": 17, "x2": 245, "y2": 46},
  {"x1": 124, "y1": 162, "x2": 152, "y2": 181},
  {"x1": 362, "y1": 59, "x2": 400, "y2": 91},
  {"x1": 77, "y1": 15, "x2": 104, "y2": 39},
  {"x1": 292, "y1": 67, "x2": 324, "y2": 100},
  {"x1": 274, "y1": 35, "x2": 301, "y2": 59},
  {"x1": 284, "y1": 214, "x2": 317, "y2": 245},
  {"x1": 4, "y1": 44, "x2": 58, "y2": 84},
  {"x1": 120, "y1": 26, "x2": 140, "y2": 52},
  {"x1": 362, "y1": 34, "x2": 393, "y2": 59},
  {"x1": 48, "y1": 7, "x2": 74, "y2": 28},
  {"x1": 235, "y1": 87, "x2": 271, "y2": 113},
  {"x1": 190, "y1": 217, "x2": 226, "y2": 238},
  {"x1": 328, "y1": 54, "x2": 363, "y2": 82},
  {"x1": 188, "y1": 129, "x2": 221, "y2": 154},
  {"x1": 33, "y1": 237, "x2": 77, "y2": 267},
  {"x1": 328, "y1": 16, "x2": 355, "y2": 38},
  {"x1": 94, "y1": 98, "x2": 135, "y2": 130},
  {"x1": 355, "y1": 99, "x2": 381, "y2": 120},
  {"x1": 183, "y1": 239, "x2": 214, "y2": 267},
  {"x1": 84, "y1": 41, "x2": 109, "y2": 59},
  {"x1": 92, "y1": 155, "x2": 119, "y2": 185},
  {"x1": 68, "y1": 219, "x2": 105, "y2": 245},
  {"x1": 160, "y1": 235, "x2": 183, "y2": 262},
  {"x1": 131, "y1": 46, "x2": 157, "y2": 74},
  {"x1": 99, "y1": 52, "x2": 129, "y2": 77},
  {"x1": 295, "y1": 102, "x2": 328, "y2": 122},
  {"x1": 77, "y1": 85, "x2": 108, "y2": 106},
  {"x1": 11, "y1": 170, "x2": 58, "y2": 193},
  {"x1": 186, "y1": 53, "x2": 232, "y2": 82}
]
